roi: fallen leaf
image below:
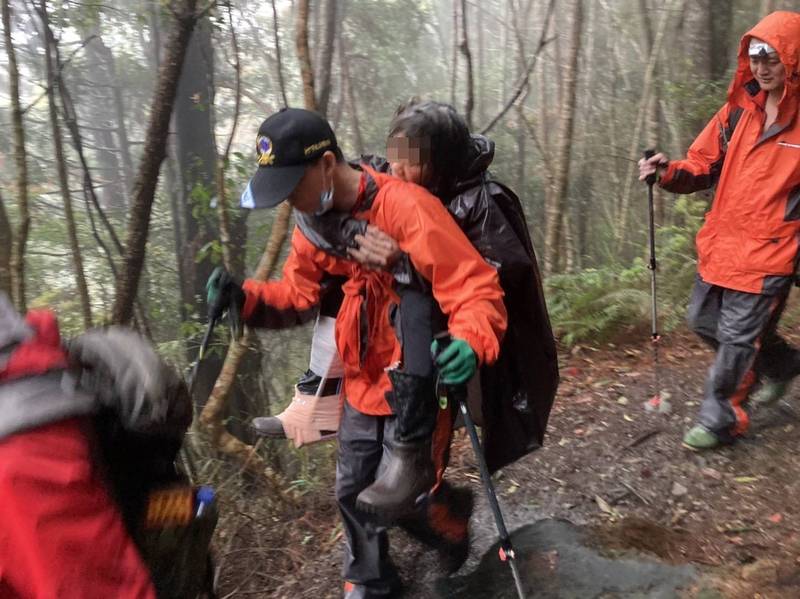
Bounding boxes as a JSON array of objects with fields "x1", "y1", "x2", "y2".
[
  {"x1": 671, "y1": 508, "x2": 688, "y2": 525},
  {"x1": 701, "y1": 467, "x2": 722, "y2": 481},
  {"x1": 734, "y1": 476, "x2": 758, "y2": 484},
  {"x1": 768, "y1": 513, "x2": 783, "y2": 524},
  {"x1": 573, "y1": 395, "x2": 594, "y2": 404},
  {"x1": 595, "y1": 494, "x2": 619, "y2": 517}
]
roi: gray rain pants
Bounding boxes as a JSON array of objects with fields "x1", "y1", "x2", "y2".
[{"x1": 687, "y1": 274, "x2": 800, "y2": 436}]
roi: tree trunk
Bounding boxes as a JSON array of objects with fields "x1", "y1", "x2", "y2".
[
  {"x1": 2, "y1": 0, "x2": 30, "y2": 313},
  {"x1": 198, "y1": 202, "x2": 294, "y2": 498},
  {"x1": 613, "y1": 0, "x2": 683, "y2": 251},
  {"x1": 638, "y1": 0, "x2": 664, "y2": 225},
  {"x1": 450, "y1": 0, "x2": 459, "y2": 106},
  {"x1": 476, "y1": 2, "x2": 485, "y2": 125},
  {"x1": 198, "y1": 0, "x2": 318, "y2": 494},
  {"x1": 175, "y1": 16, "x2": 217, "y2": 317},
  {"x1": 165, "y1": 149, "x2": 189, "y2": 324},
  {"x1": 708, "y1": 0, "x2": 733, "y2": 82},
  {"x1": 0, "y1": 189, "x2": 12, "y2": 297},
  {"x1": 459, "y1": 0, "x2": 475, "y2": 129},
  {"x1": 270, "y1": 0, "x2": 289, "y2": 107},
  {"x1": 40, "y1": 1, "x2": 93, "y2": 329},
  {"x1": 543, "y1": 0, "x2": 583, "y2": 276},
  {"x1": 80, "y1": 34, "x2": 127, "y2": 211},
  {"x1": 315, "y1": 0, "x2": 337, "y2": 116},
  {"x1": 340, "y1": 35, "x2": 365, "y2": 155},
  {"x1": 217, "y1": 4, "x2": 241, "y2": 273},
  {"x1": 95, "y1": 37, "x2": 136, "y2": 204},
  {"x1": 295, "y1": 0, "x2": 316, "y2": 110},
  {"x1": 111, "y1": 0, "x2": 200, "y2": 326},
  {"x1": 481, "y1": 0, "x2": 555, "y2": 135}
]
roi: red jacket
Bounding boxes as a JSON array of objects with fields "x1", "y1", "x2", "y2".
[
  {"x1": 242, "y1": 167, "x2": 507, "y2": 415},
  {"x1": 0, "y1": 300, "x2": 155, "y2": 599},
  {"x1": 659, "y1": 11, "x2": 800, "y2": 293}
]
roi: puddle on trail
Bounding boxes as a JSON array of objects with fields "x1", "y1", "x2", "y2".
[{"x1": 436, "y1": 519, "x2": 696, "y2": 599}]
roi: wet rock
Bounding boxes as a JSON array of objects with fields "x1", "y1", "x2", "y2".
[
  {"x1": 438, "y1": 519, "x2": 695, "y2": 599},
  {"x1": 694, "y1": 588, "x2": 726, "y2": 599}
]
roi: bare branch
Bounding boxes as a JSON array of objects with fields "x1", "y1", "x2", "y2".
[{"x1": 480, "y1": 0, "x2": 557, "y2": 135}]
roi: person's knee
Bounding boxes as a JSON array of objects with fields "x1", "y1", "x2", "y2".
[{"x1": 687, "y1": 306, "x2": 712, "y2": 338}]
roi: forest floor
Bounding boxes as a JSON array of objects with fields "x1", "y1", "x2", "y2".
[{"x1": 215, "y1": 328, "x2": 800, "y2": 598}]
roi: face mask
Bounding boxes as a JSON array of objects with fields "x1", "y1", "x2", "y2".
[{"x1": 315, "y1": 179, "x2": 334, "y2": 216}]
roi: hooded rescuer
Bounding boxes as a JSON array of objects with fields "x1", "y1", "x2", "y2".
[{"x1": 639, "y1": 11, "x2": 800, "y2": 450}]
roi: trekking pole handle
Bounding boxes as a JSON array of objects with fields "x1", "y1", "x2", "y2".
[{"x1": 644, "y1": 149, "x2": 657, "y2": 187}]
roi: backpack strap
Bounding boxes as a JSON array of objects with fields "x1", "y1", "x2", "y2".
[{"x1": 720, "y1": 106, "x2": 744, "y2": 153}]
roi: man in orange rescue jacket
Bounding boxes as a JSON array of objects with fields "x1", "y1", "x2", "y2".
[
  {"x1": 207, "y1": 108, "x2": 507, "y2": 598},
  {"x1": 639, "y1": 11, "x2": 800, "y2": 450}
]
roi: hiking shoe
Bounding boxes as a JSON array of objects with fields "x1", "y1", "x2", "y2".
[
  {"x1": 750, "y1": 378, "x2": 791, "y2": 406},
  {"x1": 343, "y1": 577, "x2": 403, "y2": 598},
  {"x1": 682, "y1": 425, "x2": 721, "y2": 451}
]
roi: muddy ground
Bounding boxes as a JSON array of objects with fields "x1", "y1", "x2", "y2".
[{"x1": 215, "y1": 329, "x2": 800, "y2": 598}]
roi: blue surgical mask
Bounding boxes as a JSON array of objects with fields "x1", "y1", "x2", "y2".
[{"x1": 315, "y1": 184, "x2": 334, "y2": 215}]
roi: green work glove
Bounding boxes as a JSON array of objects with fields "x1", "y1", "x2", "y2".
[
  {"x1": 431, "y1": 337, "x2": 477, "y2": 385},
  {"x1": 205, "y1": 266, "x2": 245, "y2": 322}
]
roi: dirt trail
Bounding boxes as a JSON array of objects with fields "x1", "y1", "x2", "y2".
[{"x1": 233, "y1": 330, "x2": 800, "y2": 598}]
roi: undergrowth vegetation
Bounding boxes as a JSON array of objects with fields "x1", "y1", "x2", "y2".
[{"x1": 546, "y1": 196, "x2": 705, "y2": 346}]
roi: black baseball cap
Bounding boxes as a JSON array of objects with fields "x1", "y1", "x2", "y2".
[{"x1": 243, "y1": 108, "x2": 339, "y2": 209}]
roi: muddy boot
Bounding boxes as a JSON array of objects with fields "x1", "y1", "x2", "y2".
[
  {"x1": 400, "y1": 484, "x2": 474, "y2": 574},
  {"x1": 356, "y1": 370, "x2": 438, "y2": 517}
]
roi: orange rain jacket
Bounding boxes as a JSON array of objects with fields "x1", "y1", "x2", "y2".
[
  {"x1": 241, "y1": 167, "x2": 508, "y2": 415},
  {"x1": 659, "y1": 11, "x2": 800, "y2": 294}
]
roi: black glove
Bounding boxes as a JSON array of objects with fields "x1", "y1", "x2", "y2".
[{"x1": 205, "y1": 267, "x2": 245, "y2": 322}]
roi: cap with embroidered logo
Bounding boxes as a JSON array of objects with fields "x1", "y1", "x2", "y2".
[{"x1": 243, "y1": 107, "x2": 339, "y2": 209}]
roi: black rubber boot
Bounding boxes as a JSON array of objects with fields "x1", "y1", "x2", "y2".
[
  {"x1": 355, "y1": 369, "x2": 438, "y2": 517},
  {"x1": 251, "y1": 416, "x2": 286, "y2": 438}
]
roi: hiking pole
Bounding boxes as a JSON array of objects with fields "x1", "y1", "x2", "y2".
[
  {"x1": 189, "y1": 316, "x2": 218, "y2": 397},
  {"x1": 643, "y1": 149, "x2": 662, "y2": 409},
  {"x1": 450, "y1": 384, "x2": 526, "y2": 599},
  {"x1": 434, "y1": 335, "x2": 526, "y2": 599},
  {"x1": 182, "y1": 316, "x2": 218, "y2": 482}
]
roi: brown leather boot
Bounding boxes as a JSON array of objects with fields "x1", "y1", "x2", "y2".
[{"x1": 355, "y1": 369, "x2": 438, "y2": 517}]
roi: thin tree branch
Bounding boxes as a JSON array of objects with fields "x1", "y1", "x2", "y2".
[
  {"x1": 269, "y1": 0, "x2": 289, "y2": 107},
  {"x1": 21, "y1": 35, "x2": 97, "y2": 114},
  {"x1": 480, "y1": 0, "x2": 557, "y2": 135}
]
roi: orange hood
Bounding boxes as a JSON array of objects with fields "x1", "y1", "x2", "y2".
[{"x1": 728, "y1": 11, "x2": 800, "y2": 121}]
